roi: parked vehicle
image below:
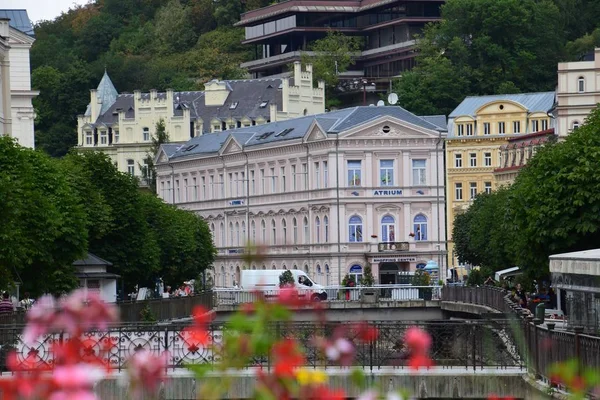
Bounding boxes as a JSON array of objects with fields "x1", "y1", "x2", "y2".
[{"x1": 240, "y1": 269, "x2": 327, "y2": 301}]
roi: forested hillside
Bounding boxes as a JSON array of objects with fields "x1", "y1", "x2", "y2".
[
  {"x1": 31, "y1": 0, "x2": 271, "y2": 156},
  {"x1": 30, "y1": 0, "x2": 600, "y2": 156}
]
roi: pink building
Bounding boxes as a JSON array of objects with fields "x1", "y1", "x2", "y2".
[{"x1": 155, "y1": 106, "x2": 447, "y2": 287}]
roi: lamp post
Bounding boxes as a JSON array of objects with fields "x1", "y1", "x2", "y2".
[{"x1": 354, "y1": 79, "x2": 370, "y2": 106}]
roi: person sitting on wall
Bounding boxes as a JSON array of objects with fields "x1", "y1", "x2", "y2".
[{"x1": 0, "y1": 292, "x2": 14, "y2": 314}]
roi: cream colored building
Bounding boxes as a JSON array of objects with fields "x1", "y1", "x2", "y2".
[
  {"x1": 0, "y1": 11, "x2": 37, "y2": 148},
  {"x1": 446, "y1": 92, "x2": 555, "y2": 270},
  {"x1": 557, "y1": 47, "x2": 600, "y2": 137},
  {"x1": 77, "y1": 62, "x2": 325, "y2": 180},
  {"x1": 155, "y1": 106, "x2": 447, "y2": 287}
]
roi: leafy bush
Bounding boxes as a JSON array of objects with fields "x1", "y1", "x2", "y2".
[
  {"x1": 412, "y1": 270, "x2": 431, "y2": 286},
  {"x1": 279, "y1": 270, "x2": 294, "y2": 287},
  {"x1": 360, "y1": 264, "x2": 375, "y2": 286}
]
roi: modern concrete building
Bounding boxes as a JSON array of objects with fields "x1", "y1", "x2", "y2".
[
  {"x1": 0, "y1": 10, "x2": 37, "y2": 148},
  {"x1": 77, "y1": 62, "x2": 324, "y2": 180},
  {"x1": 236, "y1": 0, "x2": 444, "y2": 90},
  {"x1": 556, "y1": 47, "x2": 600, "y2": 137},
  {"x1": 494, "y1": 128, "x2": 556, "y2": 186},
  {"x1": 155, "y1": 106, "x2": 447, "y2": 287},
  {"x1": 446, "y1": 92, "x2": 555, "y2": 270}
]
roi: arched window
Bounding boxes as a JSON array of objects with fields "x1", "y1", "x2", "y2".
[
  {"x1": 304, "y1": 265, "x2": 309, "y2": 274},
  {"x1": 235, "y1": 222, "x2": 240, "y2": 246},
  {"x1": 241, "y1": 221, "x2": 246, "y2": 245},
  {"x1": 292, "y1": 218, "x2": 298, "y2": 244},
  {"x1": 251, "y1": 221, "x2": 256, "y2": 243},
  {"x1": 293, "y1": 265, "x2": 298, "y2": 270},
  {"x1": 262, "y1": 265, "x2": 266, "y2": 270},
  {"x1": 261, "y1": 220, "x2": 266, "y2": 243},
  {"x1": 271, "y1": 220, "x2": 277, "y2": 245},
  {"x1": 315, "y1": 217, "x2": 321, "y2": 243},
  {"x1": 414, "y1": 214, "x2": 428, "y2": 241},
  {"x1": 303, "y1": 217, "x2": 309, "y2": 244},
  {"x1": 325, "y1": 264, "x2": 330, "y2": 286},
  {"x1": 578, "y1": 76, "x2": 585, "y2": 93},
  {"x1": 282, "y1": 219, "x2": 287, "y2": 244},
  {"x1": 416, "y1": 263, "x2": 427, "y2": 270},
  {"x1": 572, "y1": 121, "x2": 580, "y2": 131},
  {"x1": 229, "y1": 222, "x2": 234, "y2": 246},
  {"x1": 349, "y1": 264, "x2": 363, "y2": 284},
  {"x1": 220, "y1": 222, "x2": 225, "y2": 247},
  {"x1": 381, "y1": 215, "x2": 395, "y2": 242},
  {"x1": 324, "y1": 216, "x2": 329, "y2": 242},
  {"x1": 210, "y1": 223, "x2": 215, "y2": 242},
  {"x1": 316, "y1": 264, "x2": 322, "y2": 285},
  {"x1": 221, "y1": 265, "x2": 226, "y2": 287},
  {"x1": 282, "y1": 264, "x2": 287, "y2": 270},
  {"x1": 349, "y1": 216, "x2": 363, "y2": 242}
]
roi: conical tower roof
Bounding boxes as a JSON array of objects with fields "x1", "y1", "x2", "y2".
[{"x1": 84, "y1": 70, "x2": 118, "y2": 118}]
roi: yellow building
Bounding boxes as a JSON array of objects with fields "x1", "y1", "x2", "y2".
[{"x1": 445, "y1": 92, "x2": 555, "y2": 273}]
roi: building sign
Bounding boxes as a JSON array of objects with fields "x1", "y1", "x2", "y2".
[
  {"x1": 373, "y1": 189, "x2": 402, "y2": 196},
  {"x1": 228, "y1": 248, "x2": 245, "y2": 254},
  {"x1": 371, "y1": 257, "x2": 417, "y2": 263}
]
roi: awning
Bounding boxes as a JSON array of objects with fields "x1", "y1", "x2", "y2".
[
  {"x1": 495, "y1": 267, "x2": 521, "y2": 281},
  {"x1": 75, "y1": 272, "x2": 121, "y2": 279}
]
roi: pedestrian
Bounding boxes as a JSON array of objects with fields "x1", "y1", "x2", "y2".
[
  {"x1": 515, "y1": 283, "x2": 528, "y2": 308},
  {"x1": 0, "y1": 292, "x2": 15, "y2": 314},
  {"x1": 20, "y1": 292, "x2": 34, "y2": 310}
]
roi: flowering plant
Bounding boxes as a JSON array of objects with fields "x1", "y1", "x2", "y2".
[
  {"x1": 409, "y1": 232, "x2": 416, "y2": 237},
  {"x1": 342, "y1": 273, "x2": 357, "y2": 288}
]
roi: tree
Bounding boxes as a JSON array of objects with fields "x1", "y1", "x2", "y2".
[
  {"x1": 279, "y1": 270, "x2": 294, "y2": 287},
  {"x1": 153, "y1": 0, "x2": 198, "y2": 54},
  {"x1": 0, "y1": 138, "x2": 87, "y2": 295},
  {"x1": 142, "y1": 119, "x2": 170, "y2": 192},
  {"x1": 394, "y1": 0, "x2": 564, "y2": 115},
  {"x1": 301, "y1": 30, "x2": 362, "y2": 89},
  {"x1": 505, "y1": 107, "x2": 600, "y2": 277},
  {"x1": 213, "y1": 0, "x2": 244, "y2": 27}
]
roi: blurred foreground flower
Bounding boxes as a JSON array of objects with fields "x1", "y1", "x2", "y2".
[
  {"x1": 403, "y1": 327, "x2": 433, "y2": 370},
  {"x1": 126, "y1": 350, "x2": 170, "y2": 400}
]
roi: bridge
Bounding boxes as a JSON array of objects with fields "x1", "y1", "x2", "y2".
[{"x1": 1, "y1": 286, "x2": 599, "y2": 399}]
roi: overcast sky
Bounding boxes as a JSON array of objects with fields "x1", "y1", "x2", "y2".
[{"x1": 3, "y1": 0, "x2": 91, "y2": 24}]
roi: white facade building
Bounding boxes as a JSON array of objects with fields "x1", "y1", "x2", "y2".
[
  {"x1": 77, "y1": 62, "x2": 324, "y2": 179},
  {"x1": 0, "y1": 10, "x2": 37, "y2": 148},
  {"x1": 557, "y1": 48, "x2": 600, "y2": 137},
  {"x1": 155, "y1": 107, "x2": 447, "y2": 287}
]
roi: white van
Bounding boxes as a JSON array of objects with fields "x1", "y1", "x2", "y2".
[{"x1": 240, "y1": 269, "x2": 327, "y2": 301}]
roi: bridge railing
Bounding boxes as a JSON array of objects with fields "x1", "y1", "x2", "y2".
[
  {"x1": 0, "y1": 320, "x2": 522, "y2": 372},
  {"x1": 117, "y1": 291, "x2": 213, "y2": 322},
  {"x1": 441, "y1": 285, "x2": 600, "y2": 384},
  {"x1": 213, "y1": 285, "x2": 442, "y2": 306}
]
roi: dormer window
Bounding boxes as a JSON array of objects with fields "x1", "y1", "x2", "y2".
[
  {"x1": 229, "y1": 102, "x2": 238, "y2": 110},
  {"x1": 85, "y1": 131, "x2": 93, "y2": 145},
  {"x1": 100, "y1": 130, "x2": 108, "y2": 145},
  {"x1": 259, "y1": 101, "x2": 268, "y2": 108},
  {"x1": 578, "y1": 77, "x2": 585, "y2": 93}
]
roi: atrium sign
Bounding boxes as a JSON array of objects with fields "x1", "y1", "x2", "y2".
[{"x1": 373, "y1": 189, "x2": 402, "y2": 196}]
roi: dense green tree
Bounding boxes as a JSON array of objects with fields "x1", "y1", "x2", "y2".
[
  {"x1": 154, "y1": 0, "x2": 198, "y2": 54},
  {"x1": 188, "y1": 0, "x2": 216, "y2": 35},
  {"x1": 0, "y1": 138, "x2": 87, "y2": 295},
  {"x1": 565, "y1": 28, "x2": 600, "y2": 61},
  {"x1": 213, "y1": 0, "x2": 244, "y2": 27},
  {"x1": 193, "y1": 28, "x2": 251, "y2": 82},
  {"x1": 394, "y1": 0, "x2": 564, "y2": 115}
]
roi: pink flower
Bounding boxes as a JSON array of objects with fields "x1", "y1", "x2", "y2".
[
  {"x1": 52, "y1": 364, "x2": 104, "y2": 389},
  {"x1": 23, "y1": 295, "x2": 57, "y2": 345},
  {"x1": 126, "y1": 350, "x2": 169, "y2": 400},
  {"x1": 325, "y1": 337, "x2": 354, "y2": 364},
  {"x1": 357, "y1": 390, "x2": 378, "y2": 400},
  {"x1": 404, "y1": 327, "x2": 431, "y2": 353},
  {"x1": 48, "y1": 390, "x2": 98, "y2": 400}
]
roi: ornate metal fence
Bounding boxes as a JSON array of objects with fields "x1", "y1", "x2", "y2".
[{"x1": 0, "y1": 320, "x2": 522, "y2": 372}]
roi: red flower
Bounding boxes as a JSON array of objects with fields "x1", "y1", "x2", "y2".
[
  {"x1": 309, "y1": 385, "x2": 346, "y2": 400},
  {"x1": 278, "y1": 287, "x2": 309, "y2": 308},
  {"x1": 271, "y1": 339, "x2": 305, "y2": 378},
  {"x1": 404, "y1": 327, "x2": 431, "y2": 353},
  {"x1": 192, "y1": 306, "x2": 213, "y2": 325},
  {"x1": 408, "y1": 353, "x2": 433, "y2": 370},
  {"x1": 353, "y1": 322, "x2": 379, "y2": 343}
]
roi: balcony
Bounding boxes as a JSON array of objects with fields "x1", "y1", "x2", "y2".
[{"x1": 378, "y1": 241, "x2": 409, "y2": 252}]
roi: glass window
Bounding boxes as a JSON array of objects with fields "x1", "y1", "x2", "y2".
[
  {"x1": 455, "y1": 183, "x2": 463, "y2": 200},
  {"x1": 413, "y1": 214, "x2": 427, "y2": 241},
  {"x1": 578, "y1": 76, "x2": 585, "y2": 93},
  {"x1": 457, "y1": 124, "x2": 464, "y2": 136},
  {"x1": 280, "y1": 167, "x2": 286, "y2": 192},
  {"x1": 251, "y1": 221, "x2": 256, "y2": 243},
  {"x1": 466, "y1": 124, "x2": 473, "y2": 136},
  {"x1": 192, "y1": 177, "x2": 198, "y2": 200},
  {"x1": 513, "y1": 121, "x2": 520, "y2": 134},
  {"x1": 324, "y1": 216, "x2": 329, "y2": 242},
  {"x1": 483, "y1": 123, "x2": 490, "y2": 135},
  {"x1": 348, "y1": 160, "x2": 362, "y2": 186},
  {"x1": 270, "y1": 167, "x2": 276, "y2": 193},
  {"x1": 541, "y1": 119, "x2": 549, "y2": 131},
  {"x1": 572, "y1": 121, "x2": 580, "y2": 130},
  {"x1": 235, "y1": 222, "x2": 240, "y2": 246},
  {"x1": 100, "y1": 131, "x2": 108, "y2": 145},
  {"x1": 202, "y1": 176, "x2": 206, "y2": 199},
  {"x1": 380, "y1": 160, "x2": 394, "y2": 186},
  {"x1": 127, "y1": 159, "x2": 135, "y2": 175},
  {"x1": 469, "y1": 153, "x2": 477, "y2": 167},
  {"x1": 210, "y1": 175, "x2": 214, "y2": 198},
  {"x1": 261, "y1": 220, "x2": 266, "y2": 243},
  {"x1": 469, "y1": 182, "x2": 477, "y2": 199},
  {"x1": 260, "y1": 169, "x2": 265, "y2": 194},
  {"x1": 85, "y1": 131, "x2": 93, "y2": 145},
  {"x1": 314, "y1": 162, "x2": 320, "y2": 189},
  {"x1": 292, "y1": 165, "x2": 297, "y2": 190},
  {"x1": 293, "y1": 217, "x2": 298, "y2": 244},
  {"x1": 143, "y1": 127, "x2": 150, "y2": 141},
  {"x1": 484, "y1": 152, "x2": 492, "y2": 167},
  {"x1": 323, "y1": 161, "x2": 328, "y2": 188},
  {"x1": 250, "y1": 170, "x2": 255, "y2": 194},
  {"x1": 315, "y1": 217, "x2": 321, "y2": 242},
  {"x1": 220, "y1": 222, "x2": 224, "y2": 247},
  {"x1": 219, "y1": 174, "x2": 224, "y2": 197},
  {"x1": 282, "y1": 219, "x2": 287, "y2": 244},
  {"x1": 412, "y1": 159, "x2": 426, "y2": 185},
  {"x1": 302, "y1": 163, "x2": 307, "y2": 190},
  {"x1": 229, "y1": 222, "x2": 234, "y2": 246},
  {"x1": 271, "y1": 220, "x2": 277, "y2": 245},
  {"x1": 349, "y1": 216, "x2": 363, "y2": 242},
  {"x1": 229, "y1": 173, "x2": 234, "y2": 197},
  {"x1": 303, "y1": 217, "x2": 309, "y2": 244},
  {"x1": 498, "y1": 122, "x2": 505, "y2": 134},
  {"x1": 349, "y1": 265, "x2": 363, "y2": 285},
  {"x1": 175, "y1": 180, "x2": 180, "y2": 203},
  {"x1": 531, "y1": 120, "x2": 539, "y2": 132},
  {"x1": 183, "y1": 178, "x2": 188, "y2": 202},
  {"x1": 381, "y1": 215, "x2": 396, "y2": 242},
  {"x1": 454, "y1": 154, "x2": 462, "y2": 168},
  {"x1": 484, "y1": 181, "x2": 492, "y2": 194}
]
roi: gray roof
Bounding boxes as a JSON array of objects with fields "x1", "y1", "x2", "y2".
[
  {"x1": 449, "y1": 92, "x2": 556, "y2": 118},
  {"x1": 72, "y1": 253, "x2": 113, "y2": 267},
  {"x1": 160, "y1": 143, "x2": 185, "y2": 158},
  {"x1": 169, "y1": 106, "x2": 443, "y2": 160},
  {"x1": 0, "y1": 10, "x2": 34, "y2": 36},
  {"x1": 421, "y1": 115, "x2": 447, "y2": 131},
  {"x1": 549, "y1": 248, "x2": 600, "y2": 261},
  {"x1": 88, "y1": 73, "x2": 282, "y2": 131}
]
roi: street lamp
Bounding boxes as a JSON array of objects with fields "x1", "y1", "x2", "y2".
[{"x1": 354, "y1": 79, "x2": 371, "y2": 106}]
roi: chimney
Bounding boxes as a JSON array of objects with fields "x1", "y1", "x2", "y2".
[
  {"x1": 293, "y1": 61, "x2": 302, "y2": 86},
  {"x1": 204, "y1": 80, "x2": 230, "y2": 106},
  {"x1": 0, "y1": 18, "x2": 9, "y2": 38},
  {"x1": 90, "y1": 89, "x2": 99, "y2": 121}
]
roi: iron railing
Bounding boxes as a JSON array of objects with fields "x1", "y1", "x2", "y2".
[
  {"x1": 441, "y1": 285, "x2": 600, "y2": 383},
  {"x1": 117, "y1": 291, "x2": 213, "y2": 322},
  {"x1": 0, "y1": 320, "x2": 522, "y2": 372}
]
